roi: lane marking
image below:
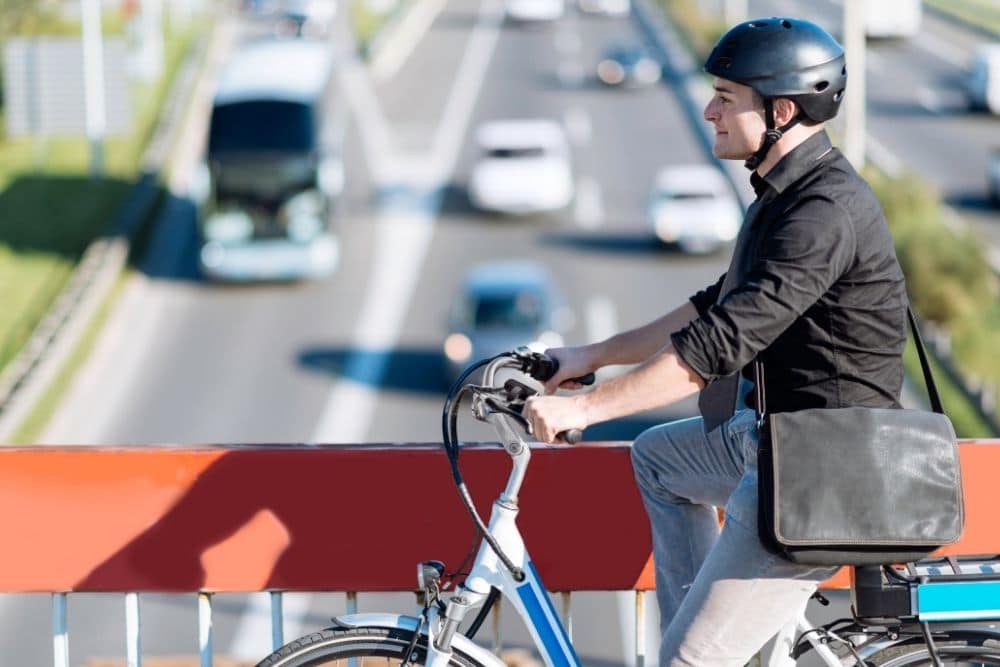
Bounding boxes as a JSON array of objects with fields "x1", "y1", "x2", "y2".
[
  {"x1": 371, "y1": 0, "x2": 450, "y2": 83},
  {"x1": 563, "y1": 107, "x2": 591, "y2": 148},
  {"x1": 574, "y1": 176, "x2": 604, "y2": 230},
  {"x1": 865, "y1": 133, "x2": 904, "y2": 178},
  {"x1": 585, "y1": 296, "x2": 617, "y2": 344},
  {"x1": 428, "y1": 0, "x2": 505, "y2": 181}
]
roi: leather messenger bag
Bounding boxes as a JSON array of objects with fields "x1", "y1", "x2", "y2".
[{"x1": 756, "y1": 308, "x2": 965, "y2": 566}]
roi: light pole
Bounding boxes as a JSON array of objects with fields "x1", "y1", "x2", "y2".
[
  {"x1": 81, "y1": 0, "x2": 106, "y2": 178},
  {"x1": 842, "y1": 0, "x2": 866, "y2": 169}
]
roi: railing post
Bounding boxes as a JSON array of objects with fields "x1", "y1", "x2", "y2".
[
  {"x1": 635, "y1": 590, "x2": 645, "y2": 667},
  {"x1": 270, "y1": 591, "x2": 284, "y2": 650},
  {"x1": 198, "y1": 592, "x2": 213, "y2": 667},
  {"x1": 126, "y1": 592, "x2": 141, "y2": 667},
  {"x1": 347, "y1": 592, "x2": 358, "y2": 667},
  {"x1": 561, "y1": 592, "x2": 573, "y2": 642},
  {"x1": 52, "y1": 593, "x2": 69, "y2": 667}
]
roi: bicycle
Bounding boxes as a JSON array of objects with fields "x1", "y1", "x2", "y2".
[{"x1": 255, "y1": 347, "x2": 1000, "y2": 667}]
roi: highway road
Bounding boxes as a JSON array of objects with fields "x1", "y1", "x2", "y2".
[{"x1": 9, "y1": 0, "x2": 993, "y2": 664}]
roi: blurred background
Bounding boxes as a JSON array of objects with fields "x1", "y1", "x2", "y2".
[{"x1": 0, "y1": 0, "x2": 998, "y2": 664}]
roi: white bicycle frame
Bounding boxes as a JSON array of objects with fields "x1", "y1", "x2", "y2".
[{"x1": 335, "y1": 356, "x2": 884, "y2": 667}]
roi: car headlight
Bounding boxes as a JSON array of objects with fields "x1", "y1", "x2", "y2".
[
  {"x1": 203, "y1": 210, "x2": 253, "y2": 244},
  {"x1": 279, "y1": 190, "x2": 325, "y2": 242},
  {"x1": 597, "y1": 60, "x2": 625, "y2": 85},
  {"x1": 444, "y1": 333, "x2": 473, "y2": 363}
]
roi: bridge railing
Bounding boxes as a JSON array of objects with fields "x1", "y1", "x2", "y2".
[{"x1": 2, "y1": 440, "x2": 998, "y2": 667}]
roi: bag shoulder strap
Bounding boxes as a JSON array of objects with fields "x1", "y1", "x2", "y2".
[{"x1": 753, "y1": 305, "x2": 945, "y2": 418}]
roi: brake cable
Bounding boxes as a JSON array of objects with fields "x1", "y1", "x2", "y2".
[{"x1": 442, "y1": 354, "x2": 526, "y2": 581}]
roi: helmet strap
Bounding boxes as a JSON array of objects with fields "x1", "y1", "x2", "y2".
[{"x1": 745, "y1": 98, "x2": 802, "y2": 171}]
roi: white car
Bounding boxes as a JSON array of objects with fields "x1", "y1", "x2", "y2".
[
  {"x1": 468, "y1": 119, "x2": 574, "y2": 215},
  {"x1": 578, "y1": 0, "x2": 629, "y2": 16},
  {"x1": 968, "y1": 44, "x2": 1000, "y2": 115},
  {"x1": 647, "y1": 165, "x2": 742, "y2": 254},
  {"x1": 505, "y1": 0, "x2": 563, "y2": 22}
]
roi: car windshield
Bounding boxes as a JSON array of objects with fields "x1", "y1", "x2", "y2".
[
  {"x1": 209, "y1": 101, "x2": 316, "y2": 154},
  {"x1": 471, "y1": 291, "x2": 544, "y2": 329},
  {"x1": 211, "y1": 155, "x2": 316, "y2": 205},
  {"x1": 486, "y1": 146, "x2": 547, "y2": 159}
]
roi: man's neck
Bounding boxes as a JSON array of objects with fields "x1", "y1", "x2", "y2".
[{"x1": 754, "y1": 123, "x2": 825, "y2": 178}]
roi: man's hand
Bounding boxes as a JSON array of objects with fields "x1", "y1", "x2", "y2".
[
  {"x1": 523, "y1": 394, "x2": 589, "y2": 444},
  {"x1": 542, "y1": 346, "x2": 599, "y2": 394}
]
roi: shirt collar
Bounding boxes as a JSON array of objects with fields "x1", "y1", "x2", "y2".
[{"x1": 754, "y1": 131, "x2": 835, "y2": 197}]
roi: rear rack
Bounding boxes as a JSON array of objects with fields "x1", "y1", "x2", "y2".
[{"x1": 853, "y1": 555, "x2": 1000, "y2": 623}]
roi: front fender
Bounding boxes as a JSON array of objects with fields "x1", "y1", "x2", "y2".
[{"x1": 332, "y1": 613, "x2": 506, "y2": 667}]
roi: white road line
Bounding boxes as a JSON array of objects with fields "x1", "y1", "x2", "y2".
[
  {"x1": 370, "y1": 0, "x2": 450, "y2": 83},
  {"x1": 429, "y1": 0, "x2": 505, "y2": 181},
  {"x1": 574, "y1": 176, "x2": 604, "y2": 230},
  {"x1": 563, "y1": 107, "x2": 591, "y2": 148},
  {"x1": 585, "y1": 296, "x2": 618, "y2": 344}
]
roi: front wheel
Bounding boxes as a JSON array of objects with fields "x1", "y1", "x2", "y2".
[
  {"x1": 869, "y1": 636, "x2": 1000, "y2": 666},
  {"x1": 255, "y1": 626, "x2": 488, "y2": 667}
]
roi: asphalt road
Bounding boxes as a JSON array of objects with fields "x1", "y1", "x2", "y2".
[{"x1": 12, "y1": 0, "x2": 992, "y2": 664}]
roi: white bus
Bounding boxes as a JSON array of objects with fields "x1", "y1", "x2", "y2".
[{"x1": 192, "y1": 39, "x2": 344, "y2": 282}]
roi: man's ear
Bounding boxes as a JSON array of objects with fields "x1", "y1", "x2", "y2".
[{"x1": 773, "y1": 98, "x2": 799, "y2": 126}]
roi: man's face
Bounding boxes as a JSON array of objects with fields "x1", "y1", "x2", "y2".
[{"x1": 703, "y1": 77, "x2": 765, "y2": 160}]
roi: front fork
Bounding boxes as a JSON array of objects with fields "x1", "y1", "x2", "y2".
[{"x1": 417, "y1": 502, "x2": 524, "y2": 667}]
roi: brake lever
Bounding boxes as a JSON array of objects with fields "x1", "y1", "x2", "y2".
[{"x1": 500, "y1": 380, "x2": 584, "y2": 445}]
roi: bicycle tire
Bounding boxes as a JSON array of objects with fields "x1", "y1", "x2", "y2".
[
  {"x1": 255, "y1": 625, "x2": 489, "y2": 667},
  {"x1": 868, "y1": 635, "x2": 1000, "y2": 666}
]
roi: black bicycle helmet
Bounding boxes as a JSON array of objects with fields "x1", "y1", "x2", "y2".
[{"x1": 704, "y1": 17, "x2": 847, "y2": 169}]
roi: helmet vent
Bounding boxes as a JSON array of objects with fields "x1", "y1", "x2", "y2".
[
  {"x1": 842, "y1": 65, "x2": 847, "y2": 75},
  {"x1": 833, "y1": 89, "x2": 845, "y2": 102},
  {"x1": 781, "y1": 19, "x2": 792, "y2": 29},
  {"x1": 814, "y1": 81, "x2": 829, "y2": 92}
]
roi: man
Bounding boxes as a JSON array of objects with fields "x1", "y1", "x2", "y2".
[{"x1": 523, "y1": 17, "x2": 907, "y2": 666}]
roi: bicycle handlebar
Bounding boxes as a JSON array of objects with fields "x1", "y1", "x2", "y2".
[{"x1": 508, "y1": 348, "x2": 594, "y2": 444}]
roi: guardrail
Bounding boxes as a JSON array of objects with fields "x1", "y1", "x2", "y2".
[{"x1": 2, "y1": 440, "x2": 998, "y2": 666}]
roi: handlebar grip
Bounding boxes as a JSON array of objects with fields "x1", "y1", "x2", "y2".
[
  {"x1": 559, "y1": 429, "x2": 584, "y2": 445},
  {"x1": 527, "y1": 353, "x2": 596, "y2": 386}
]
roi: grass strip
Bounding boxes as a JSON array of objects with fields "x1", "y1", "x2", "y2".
[
  {"x1": 925, "y1": 0, "x2": 1000, "y2": 37},
  {"x1": 10, "y1": 271, "x2": 129, "y2": 445}
]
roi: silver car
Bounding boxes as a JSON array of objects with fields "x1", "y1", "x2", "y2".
[{"x1": 443, "y1": 261, "x2": 572, "y2": 381}]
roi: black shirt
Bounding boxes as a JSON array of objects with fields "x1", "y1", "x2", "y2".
[{"x1": 671, "y1": 131, "x2": 907, "y2": 413}]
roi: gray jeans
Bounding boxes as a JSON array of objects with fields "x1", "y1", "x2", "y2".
[{"x1": 630, "y1": 409, "x2": 838, "y2": 666}]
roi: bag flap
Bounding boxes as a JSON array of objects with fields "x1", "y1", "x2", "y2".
[{"x1": 769, "y1": 407, "x2": 964, "y2": 546}]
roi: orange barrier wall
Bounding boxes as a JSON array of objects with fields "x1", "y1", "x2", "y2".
[{"x1": 0, "y1": 441, "x2": 996, "y2": 593}]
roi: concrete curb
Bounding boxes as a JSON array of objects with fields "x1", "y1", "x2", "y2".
[{"x1": 0, "y1": 19, "x2": 223, "y2": 443}]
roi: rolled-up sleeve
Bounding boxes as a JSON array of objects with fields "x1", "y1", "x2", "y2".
[
  {"x1": 690, "y1": 273, "x2": 725, "y2": 316},
  {"x1": 671, "y1": 197, "x2": 856, "y2": 382}
]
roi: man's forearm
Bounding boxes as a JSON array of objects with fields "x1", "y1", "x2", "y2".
[
  {"x1": 580, "y1": 344, "x2": 705, "y2": 424},
  {"x1": 589, "y1": 301, "x2": 700, "y2": 368}
]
